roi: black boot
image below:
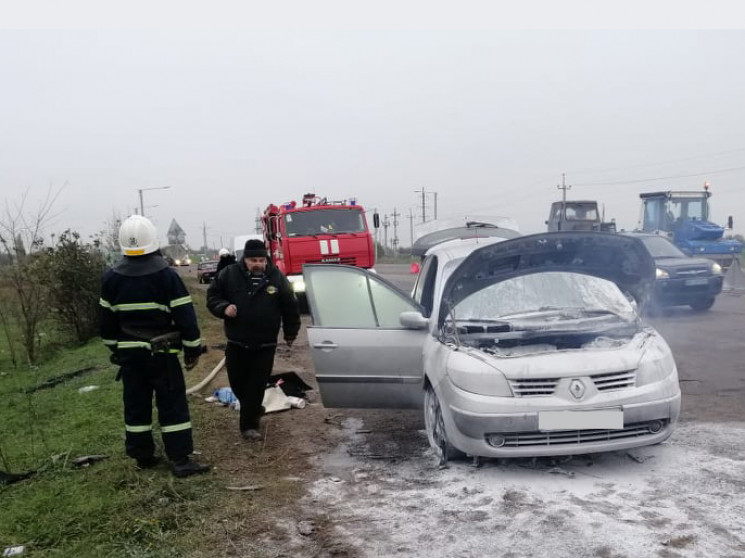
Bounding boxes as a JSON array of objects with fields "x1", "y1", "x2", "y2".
[
  {"x1": 136, "y1": 456, "x2": 161, "y2": 470},
  {"x1": 172, "y1": 457, "x2": 210, "y2": 478}
]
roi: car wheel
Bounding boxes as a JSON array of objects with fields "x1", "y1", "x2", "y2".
[
  {"x1": 424, "y1": 384, "x2": 464, "y2": 464},
  {"x1": 690, "y1": 298, "x2": 715, "y2": 312}
]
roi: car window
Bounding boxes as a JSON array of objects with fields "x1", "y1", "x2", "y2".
[
  {"x1": 412, "y1": 255, "x2": 438, "y2": 316},
  {"x1": 307, "y1": 266, "x2": 419, "y2": 328},
  {"x1": 368, "y1": 278, "x2": 418, "y2": 327}
]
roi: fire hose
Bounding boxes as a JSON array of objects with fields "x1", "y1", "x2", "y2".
[{"x1": 185, "y1": 356, "x2": 225, "y2": 395}]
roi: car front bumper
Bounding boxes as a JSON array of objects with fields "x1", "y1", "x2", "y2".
[
  {"x1": 653, "y1": 276, "x2": 723, "y2": 307},
  {"x1": 441, "y1": 378, "x2": 681, "y2": 458}
]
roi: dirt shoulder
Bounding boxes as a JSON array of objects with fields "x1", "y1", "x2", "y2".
[{"x1": 185, "y1": 314, "x2": 354, "y2": 557}]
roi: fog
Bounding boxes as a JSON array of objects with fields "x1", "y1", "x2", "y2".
[{"x1": 2, "y1": 29, "x2": 744, "y2": 249}]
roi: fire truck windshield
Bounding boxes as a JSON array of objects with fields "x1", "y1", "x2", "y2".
[{"x1": 284, "y1": 208, "x2": 366, "y2": 237}]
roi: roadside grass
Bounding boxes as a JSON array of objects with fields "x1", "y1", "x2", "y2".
[{"x1": 1, "y1": 270, "x2": 309, "y2": 557}]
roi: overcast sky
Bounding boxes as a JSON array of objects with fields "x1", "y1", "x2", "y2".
[{"x1": 2, "y1": 28, "x2": 745, "y2": 249}]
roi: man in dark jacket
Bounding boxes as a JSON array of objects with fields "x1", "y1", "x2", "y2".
[
  {"x1": 207, "y1": 239, "x2": 301, "y2": 440},
  {"x1": 100, "y1": 215, "x2": 210, "y2": 478}
]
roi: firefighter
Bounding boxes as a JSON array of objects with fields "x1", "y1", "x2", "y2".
[
  {"x1": 100, "y1": 215, "x2": 210, "y2": 478},
  {"x1": 206, "y1": 239, "x2": 301, "y2": 440},
  {"x1": 215, "y1": 247, "x2": 236, "y2": 274}
]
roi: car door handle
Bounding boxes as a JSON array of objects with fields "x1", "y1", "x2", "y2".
[{"x1": 313, "y1": 341, "x2": 339, "y2": 350}]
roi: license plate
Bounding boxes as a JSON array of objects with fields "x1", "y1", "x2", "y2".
[
  {"x1": 685, "y1": 278, "x2": 708, "y2": 286},
  {"x1": 539, "y1": 409, "x2": 623, "y2": 431}
]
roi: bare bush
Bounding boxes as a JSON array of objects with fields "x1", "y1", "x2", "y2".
[{"x1": 37, "y1": 230, "x2": 108, "y2": 343}]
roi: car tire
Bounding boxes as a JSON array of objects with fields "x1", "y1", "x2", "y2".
[
  {"x1": 690, "y1": 298, "x2": 715, "y2": 312},
  {"x1": 424, "y1": 384, "x2": 464, "y2": 464}
]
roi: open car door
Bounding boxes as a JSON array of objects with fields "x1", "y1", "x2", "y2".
[{"x1": 303, "y1": 265, "x2": 427, "y2": 409}]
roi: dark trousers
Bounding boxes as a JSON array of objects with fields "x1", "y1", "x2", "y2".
[
  {"x1": 225, "y1": 343, "x2": 276, "y2": 432},
  {"x1": 120, "y1": 353, "x2": 193, "y2": 462}
]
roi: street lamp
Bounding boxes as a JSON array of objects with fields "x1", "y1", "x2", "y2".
[{"x1": 137, "y1": 186, "x2": 171, "y2": 217}]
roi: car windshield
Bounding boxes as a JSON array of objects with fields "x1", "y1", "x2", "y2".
[
  {"x1": 284, "y1": 208, "x2": 367, "y2": 237},
  {"x1": 199, "y1": 262, "x2": 217, "y2": 270},
  {"x1": 638, "y1": 236, "x2": 686, "y2": 258},
  {"x1": 451, "y1": 271, "x2": 636, "y2": 324}
]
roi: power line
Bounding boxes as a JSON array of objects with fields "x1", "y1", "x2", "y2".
[
  {"x1": 569, "y1": 146, "x2": 745, "y2": 176},
  {"x1": 574, "y1": 165, "x2": 745, "y2": 187}
]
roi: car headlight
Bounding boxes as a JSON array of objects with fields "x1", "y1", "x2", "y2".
[
  {"x1": 636, "y1": 336, "x2": 678, "y2": 387},
  {"x1": 656, "y1": 268, "x2": 669, "y2": 280},
  {"x1": 711, "y1": 262, "x2": 722, "y2": 275},
  {"x1": 446, "y1": 351, "x2": 512, "y2": 396},
  {"x1": 175, "y1": 259, "x2": 181, "y2": 266}
]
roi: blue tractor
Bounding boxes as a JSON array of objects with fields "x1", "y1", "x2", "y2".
[{"x1": 639, "y1": 185, "x2": 742, "y2": 268}]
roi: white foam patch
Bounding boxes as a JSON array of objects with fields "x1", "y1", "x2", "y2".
[{"x1": 305, "y1": 422, "x2": 745, "y2": 557}]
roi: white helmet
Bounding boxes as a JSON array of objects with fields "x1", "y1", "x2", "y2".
[
  {"x1": 119, "y1": 215, "x2": 159, "y2": 256},
  {"x1": 218, "y1": 248, "x2": 230, "y2": 257}
]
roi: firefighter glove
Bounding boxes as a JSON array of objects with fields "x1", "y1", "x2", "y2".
[{"x1": 184, "y1": 347, "x2": 201, "y2": 371}]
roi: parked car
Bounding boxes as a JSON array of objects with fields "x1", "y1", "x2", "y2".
[
  {"x1": 623, "y1": 232, "x2": 724, "y2": 312},
  {"x1": 197, "y1": 260, "x2": 218, "y2": 283},
  {"x1": 303, "y1": 232, "x2": 681, "y2": 462}
]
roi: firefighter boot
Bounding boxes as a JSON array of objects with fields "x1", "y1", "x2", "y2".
[
  {"x1": 172, "y1": 457, "x2": 210, "y2": 478},
  {"x1": 136, "y1": 456, "x2": 161, "y2": 470}
]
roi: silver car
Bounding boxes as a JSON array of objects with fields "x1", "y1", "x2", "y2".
[{"x1": 304, "y1": 232, "x2": 681, "y2": 461}]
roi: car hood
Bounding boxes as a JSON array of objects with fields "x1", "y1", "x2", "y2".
[
  {"x1": 654, "y1": 256, "x2": 712, "y2": 270},
  {"x1": 439, "y1": 232, "x2": 655, "y2": 327}
]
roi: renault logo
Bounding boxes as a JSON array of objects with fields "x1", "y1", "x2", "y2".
[{"x1": 569, "y1": 379, "x2": 585, "y2": 400}]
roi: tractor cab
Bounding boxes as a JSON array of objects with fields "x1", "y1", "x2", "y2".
[{"x1": 639, "y1": 188, "x2": 742, "y2": 263}]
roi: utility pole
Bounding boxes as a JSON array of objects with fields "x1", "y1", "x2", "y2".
[
  {"x1": 382, "y1": 214, "x2": 390, "y2": 252},
  {"x1": 408, "y1": 208, "x2": 415, "y2": 248},
  {"x1": 557, "y1": 173, "x2": 572, "y2": 232},
  {"x1": 391, "y1": 207, "x2": 400, "y2": 256},
  {"x1": 414, "y1": 188, "x2": 438, "y2": 223},
  {"x1": 202, "y1": 222, "x2": 208, "y2": 252},
  {"x1": 255, "y1": 208, "x2": 263, "y2": 234},
  {"x1": 137, "y1": 186, "x2": 171, "y2": 218},
  {"x1": 415, "y1": 188, "x2": 427, "y2": 223}
]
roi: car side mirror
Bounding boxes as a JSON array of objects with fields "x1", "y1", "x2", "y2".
[
  {"x1": 373, "y1": 212, "x2": 380, "y2": 229},
  {"x1": 727, "y1": 215, "x2": 734, "y2": 229},
  {"x1": 399, "y1": 311, "x2": 429, "y2": 330}
]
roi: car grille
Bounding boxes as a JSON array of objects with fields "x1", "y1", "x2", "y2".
[
  {"x1": 509, "y1": 378, "x2": 560, "y2": 396},
  {"x1": 509, "y1": 371, "x2": 636, "y2": 397},
  {"x1": 493, "y1": 420, "x2": 667, "y2": 447},
  {"x1": 671, "y1": 266, "x2": 709, "y2": 278},
  {"x1": 591, "y1": 370, "x2": 636, "y2": 391}
]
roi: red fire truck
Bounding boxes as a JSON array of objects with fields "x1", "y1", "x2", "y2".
[{"x1": 262, "y1": 193, "x2": 378, "y2": 296}]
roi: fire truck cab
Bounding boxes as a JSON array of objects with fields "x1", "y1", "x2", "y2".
[{"x1": 262, "y1": 194, "x2": 376, "y2": 296}]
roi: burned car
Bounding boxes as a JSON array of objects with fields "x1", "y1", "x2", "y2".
[{"x1": 304, "y1": 232, "x2": 681, "y2": 461}]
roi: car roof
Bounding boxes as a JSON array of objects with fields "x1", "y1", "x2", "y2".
[{"x1": 423, "y1": 236, "x2": 507, "y2": 262}]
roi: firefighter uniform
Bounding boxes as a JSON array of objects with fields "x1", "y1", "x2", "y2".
[{"x1": 100, "y1": 251, "x2": 203, "y2": 467}]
